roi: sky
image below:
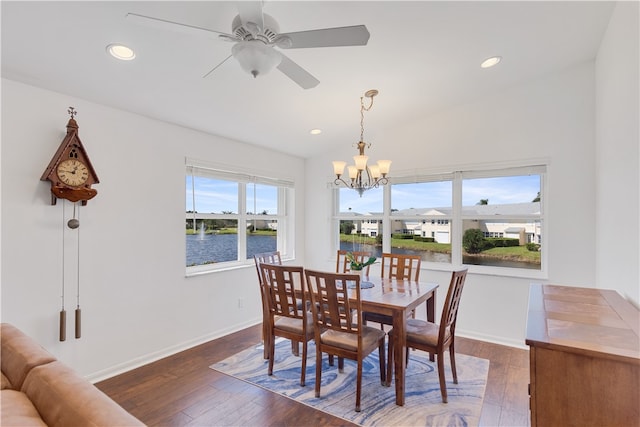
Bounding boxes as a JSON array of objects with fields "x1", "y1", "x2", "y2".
[
  {"x1": 187, "y1": 174, "x2": 540, "y2": 215},
  {"x1": 339, "y1": 175, "x2": 541, "y2": 213},
  {"x1": 186, "y1": 177, "x2": 278, "y2": 214}
]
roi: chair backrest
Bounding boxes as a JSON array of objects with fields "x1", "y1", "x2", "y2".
[
  {"x1": 260, "y1": 263, "x2": 307, "y2": 320},
  {"x1": 305, "y1": 269, "x2": 362, "y2": 335},
  {"x1": 336, "y1": 250, "x2": 373, "y2": 275},
  {"x1": 253, "y1": 251, "x2": 282, "y2": 286},
  {"x1": 381, "y1": 253, "x2": 421, "y2": 281},
  {"x1": 438, "y1": 269, "x2": 468, "y2": 342}
]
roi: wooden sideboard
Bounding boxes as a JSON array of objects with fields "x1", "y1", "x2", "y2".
[{"x1": 526, "y1": 284, "x2": 640, "y2": 427}]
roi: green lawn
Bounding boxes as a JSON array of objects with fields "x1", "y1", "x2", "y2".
[{"x1": 340, "y1": 233, "x2": 540, "y2": 264}]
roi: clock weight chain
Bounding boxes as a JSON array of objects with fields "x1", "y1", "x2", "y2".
[
  {"x1": 60, "y1": 201, "x2": 82, "y2": 341},
  {"x1": 60, "y1": 202, "x2": 66, "y2": 341},
  {"x1": 73, "y1": 202, "x2": 81, "y2": 339}
]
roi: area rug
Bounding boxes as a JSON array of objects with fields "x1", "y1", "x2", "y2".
[{"x1": 210, "y1": 338, "x2": 489, "y2": 426}]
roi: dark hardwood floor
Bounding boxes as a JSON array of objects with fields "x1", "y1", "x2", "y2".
[{"x1": 96, "y1": 324, "x2": 530, "y2": 426}]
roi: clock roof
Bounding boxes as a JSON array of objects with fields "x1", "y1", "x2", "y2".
[{"x1": 41, "y1": 116, "x2": 100, "y2": 184}]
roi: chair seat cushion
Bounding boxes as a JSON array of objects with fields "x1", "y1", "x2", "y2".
[
  {"x1": 321, "y1": 326, "x2": 385, "y2": 351},
  {"x1": 405, "y1": 319, "x2": 449, "y2": 347},
  {"x1": 274, "y1": 313, "x2": 314, "y2": 337}
]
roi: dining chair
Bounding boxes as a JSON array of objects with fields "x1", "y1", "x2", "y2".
[
  {"x1": 260, "y1": 263, "x2": 314, "y2": 386},
  {"x1": 254, "y1": 251, "x2": 282, "y2": 359},
  {"x1": 363, "y1": 253, "x2": 422, "y2": 329},
  {"x1": 386, "y1": 268, "x2": 468, "y2": 403},
  {"x1": 336, "y1": 249, "x2": 373, "y2": 275},
  {"x1": 304, "y1": 269, "x2": 387, "y2": 412}
]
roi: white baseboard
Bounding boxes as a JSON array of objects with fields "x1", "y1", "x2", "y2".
[
  {"x1": 87, "y1": 319, "x2": 262, "y2": 383},
  {"x1": 456, "y1": 329, "x2": 529, "y2": 350}
]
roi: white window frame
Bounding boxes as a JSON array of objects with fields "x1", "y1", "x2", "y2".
[
  {"x1": 332, "y1": 162, "x2": 548, "y2": 279},
  {"x1": 186, "y1": 158, "x2": 295, "y2": 277}
]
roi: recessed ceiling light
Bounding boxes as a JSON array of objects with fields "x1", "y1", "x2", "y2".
[
  {"x1": 480, "y1": 56, "x2": 501, "y2": 68},
  {"x1": 310, "y1": 129, "x2": 322, "y2": 135},
  {"x1": 107, "y1": 44, "x2": 136, "y2": 61}
]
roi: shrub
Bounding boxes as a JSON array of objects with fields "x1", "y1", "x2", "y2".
[
  {"x1": 392, "y1": 233, "x2": 415, "y2": 240},
  {"x1": 413, "y1": 236, "x2": 435, "y2": 242},
  {"x1": 463, "y1": 229, "x2": 485, "y2": 254},
  {"x1": 526, "y1": 242, "x2": 541, "y2": 252},
  {"x1": 486, "y1": 238, "x2": 519, "y2": 247}
]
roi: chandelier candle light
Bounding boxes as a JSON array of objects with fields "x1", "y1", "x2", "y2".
[{"x1": 333, "y1": 89, "x2": 391, "y2": 197}]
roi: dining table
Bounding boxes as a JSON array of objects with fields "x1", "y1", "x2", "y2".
[{"x1": 349, "y1": 275, "x2": 439, "y2": 406}]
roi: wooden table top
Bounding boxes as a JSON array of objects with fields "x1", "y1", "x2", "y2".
[
  {"x1": 526, "y1": 284, "x2": 640, "y2": 363},
  {"x1": 350, "y1": 276, "x2": 438, "y2": 312}
]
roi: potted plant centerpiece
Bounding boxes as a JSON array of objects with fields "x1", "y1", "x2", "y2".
[{"x1": 345, "y1": 252, "x2": 377, "y2": 288}]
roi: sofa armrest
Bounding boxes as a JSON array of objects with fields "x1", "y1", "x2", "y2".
[
  {"x1": 22, "y1": 361, "x2": 145, "y2": 427},
  {"x1": 1, "y1": 323, "x2": 56, "y2": 390}
]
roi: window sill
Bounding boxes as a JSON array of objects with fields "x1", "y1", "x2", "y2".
[{"x1": 185, "y1": 256, "x2": 296, "y2": 278}]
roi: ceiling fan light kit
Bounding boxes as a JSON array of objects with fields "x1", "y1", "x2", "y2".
[
  {"x1": 232, "y1": 40, "x2": 282, "y2": 78},
  {"x1": 333, "y1": 89, "x2": 392, "y2": 197}
]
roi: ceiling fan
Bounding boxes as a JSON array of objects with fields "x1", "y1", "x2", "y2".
[{"x1": 126, "y1": 1, "x2": 370, "y2": 89}]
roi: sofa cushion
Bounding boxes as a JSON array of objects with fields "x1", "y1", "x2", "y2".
[
  {"x1": 1, "y1": 371, "x2": 12, "y2": 390},
  {"x1": 0, "y1": 323, "x2": 56, "y2": 390},
  {"x1": 22, "y1": 361, "x2": 144, "y2": 427},
  {"x1": 0, "y1": 389, "x2": 48, "y2": 426}
]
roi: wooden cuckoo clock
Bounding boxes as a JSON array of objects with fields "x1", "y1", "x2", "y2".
[{"x1": 41, "y1": 108, "x2": 99, "y2": 205}]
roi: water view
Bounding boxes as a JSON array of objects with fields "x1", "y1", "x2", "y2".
[
  {"x1": 187, "y1": 235, "x2": 538, "y2": 269},
  {"x1": 340, "y1": 242, "x2": 539, "y2": 269},
  {"x1": 186, "y1": 234, "x2": 276, "y2": 266}
]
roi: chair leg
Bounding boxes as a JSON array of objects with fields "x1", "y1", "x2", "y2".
[
  {"x1": 378, "y1": 342, "x2": 386, "y2": 386},
  {"x1": 262, "y1": 317, "x2": 270, "y2": 359},
  {"x1": 338, "y1": 357, "x2": 344, "y2": 372},
  {"x1": 355, "y1": 359, "x2": 362, "y2": 412},
  {"x1": 291, "y1": 340, "x2": 299, "y2": 356},
  {"x1": 315, "y1": 348, "x2": 322, "y2": 398},
  {"x1": 300, "y1": 340, "x2": 307, "y2": 387},
  {"x1": 449, "y1": 342, "x2": 458, "y2": 384},
  {"x1": 268, "y1": 334, "x2": 276, "y2": 376},
  {"x1": 437, "y1": 352, "x2": 448, "y2": 403}
]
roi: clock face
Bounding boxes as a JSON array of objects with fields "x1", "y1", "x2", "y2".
[{"x1": 57, "y1": 159, "x2": 89, "y2": 187}]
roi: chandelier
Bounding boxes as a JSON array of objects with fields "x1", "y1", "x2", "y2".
[{"x1": 332, "y1": 89, "x2": 391, "y2": 197}]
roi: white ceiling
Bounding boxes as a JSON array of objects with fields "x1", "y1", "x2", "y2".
[{"x1": 1, "y1": 1, "x2": 615, "y2": 158}]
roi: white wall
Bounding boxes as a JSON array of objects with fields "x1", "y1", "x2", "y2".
[
  {"x1": 595, "y1": 1, "x2": 640, "y2": 304},
  {"x1": 305, "y1": 61, "x2": 599, "y2": 347},
  {"x1": 1, "y1": 79, "x2": 306, "y2": 379}
]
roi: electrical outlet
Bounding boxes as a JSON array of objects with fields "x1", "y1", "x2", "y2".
[{"x1": 238, "y1": 298, "x2": 244, "y2": 308}]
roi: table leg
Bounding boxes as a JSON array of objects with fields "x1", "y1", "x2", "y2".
[{"x1": 393, "y1": 310, "x2": 407, "y2": 406}]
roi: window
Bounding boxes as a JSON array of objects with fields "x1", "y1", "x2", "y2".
[
  {"x1": 461, "y1": 170, "x2": 543, "y2": 270},
  {"x1": 337, "y1": 187, "x2": 382, "y2": 254},
  {"x1": 333, "y1": 164, "x2": 546, "y2": 277},
  {"x1": 186, "y1": 160, "x2": 294, "y2": 275}
]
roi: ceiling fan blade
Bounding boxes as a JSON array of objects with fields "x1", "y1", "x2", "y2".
[
  {"x1": 277, "y1": 53, "x2": 319, "y2": 90},
  {"x1": 236, "y1": 1, "x2": 264, "y2": 33},
  {"x1": 279, "y1": 25, "x2": 370, "y2": 49},
  {"x1": 126, "y1": 12, "x2": 234, "y2": 40},
  {"x1": 202, "y1": 54, "x2": 233, "y2": 78}
]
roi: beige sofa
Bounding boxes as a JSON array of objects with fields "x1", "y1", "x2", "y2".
[{"x1": 1, "y1": 323, "x2": 144, "y2": 426}]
